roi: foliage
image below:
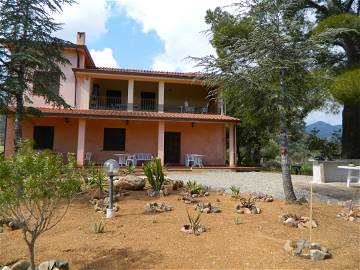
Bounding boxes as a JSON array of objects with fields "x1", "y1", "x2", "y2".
[
  {"x1": 229, "y1": 185, "x2": 240, "y2": 199},
  {"x1": 143, "y1": 158, "x2": 165, "y2": 192},
  {"x1": 186, "y1": 209, "x2": 201, "y2": 235},
  {"x1": 306, "y1": 129, "x2": 341, "y2": 160},
  {"x1": 186, "y1": 180, "x2": 203, "y2": 195},
  {"x1": 93, "y1": 219, "x2": 105, "y2": 233},
  {"x1": 0, "y1": 141, "x2": 81, "y2": 270},
  {"x1": 124, "y1": 164, "x2": 136, "y2": 175},
  {"x1": 0, "y1": 0, "x2": 74, "y2": 151},
  {"x1": 329, "y1": 68, "x2": 360, "y2": 104},
  {"x1": 195, "y1": 0, "x2": 331, "y2": 202},
  {"x1": 87, "y1": 163, "x2": 107, "y2": 196},
  {"x1": 234, "y1": 216, "x2": 241, "y2": 225},
  {"x1": 239, "y1": 197, "x2": 256, "y2": 210}
]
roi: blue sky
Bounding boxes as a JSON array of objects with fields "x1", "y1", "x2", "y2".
[{"x1": 54, "y1": 0, "x2": 342, "y2": 125}]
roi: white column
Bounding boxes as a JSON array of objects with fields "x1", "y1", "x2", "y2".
[
  {"x1": 229, "y1": 123, "x2": 235, "y2": 167},
  {"x1": 158, "y1": 121, "x2": 165, "y2": 164},
  {"x1": 127, "y1": 79, "x2": 134, "y2": 111},
  {"x1": 158, "y1": 81, "x2": 164, "y2": 112},
  {"x1": 77, "y1": 119, "x2": 86, "y2": 166},
  {"x1": 79, "y1": 77, "x2": 90, "y2": 109}
]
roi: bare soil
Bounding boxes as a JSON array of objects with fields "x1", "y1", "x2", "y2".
[{"x1": 1, "y1": 191, "x2": 359, "y2": 270}]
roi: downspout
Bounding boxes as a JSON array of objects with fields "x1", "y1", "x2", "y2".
[{"x1": 74, "y1": 48, "x2": 80, "y2": 108}]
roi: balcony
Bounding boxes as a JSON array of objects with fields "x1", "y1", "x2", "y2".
[
  {"x1": 164, "y1": 105, "x2": 218, "y2": 114},
  {"x1": 90, "y1": 96, "x2": 127, "y2": 111}
]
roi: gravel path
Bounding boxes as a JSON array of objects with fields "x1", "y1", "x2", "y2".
[{"x1": 167, "y1": 171, "x2": 360, "y2": 204}]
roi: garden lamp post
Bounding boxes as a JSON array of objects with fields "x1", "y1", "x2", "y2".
[{"x1": 103, "y1": 159, "x2": 119, "y2": 219}]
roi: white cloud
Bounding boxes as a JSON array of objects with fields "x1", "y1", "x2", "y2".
[
  {"x1": 53, "y1": 0, "x2": 111, "y2": 43},
  {"x1": 114, "y1": 0, "x2": 235, "y2": 71},
  {"x1": 90, "y1": 48, "x2": 119, "y2": 67}
]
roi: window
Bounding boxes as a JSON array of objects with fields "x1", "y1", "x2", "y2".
[
  {"x1": 33, "y1": 126, "x2": 54, "y2": 150},
  {"x1": 103, "y1": 128, "x2": 125, "y2": 151},
  {"x1": 33, "y1": 71, "x2": 60, "y2": 94}
]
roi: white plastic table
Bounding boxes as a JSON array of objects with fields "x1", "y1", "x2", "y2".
[
  {"x1": 114, "y1": 153, "x2": 131, "y2": 166},
  {"x1": 337, "y1": 166, "x2": 360, "y2": 187}
]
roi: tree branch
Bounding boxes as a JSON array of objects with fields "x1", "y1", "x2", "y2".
[{"x1": 344, "y1": 0, "x2": 355, "y2": 11}]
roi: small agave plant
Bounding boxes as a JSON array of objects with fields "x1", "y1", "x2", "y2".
[
  {"x1": 186, "y1": 180, "x2": 203, "y2": 195},
  {"x1": 93, "y1": 219, "x2": 105, "y2": 233},
  {"x1": 230, "y1": 185, "x2": 241, "y2": 199},
  {"x1": 187, "y1": 209, "x2": 201, "y2": 235}
]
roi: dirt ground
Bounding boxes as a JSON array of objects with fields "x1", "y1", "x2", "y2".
[{"x1": 1, "y1": 191, "x2": 359, "y2": 270}]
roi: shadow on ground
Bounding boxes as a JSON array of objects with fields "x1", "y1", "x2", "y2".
[{"x1": 77, "y1": 248, "x2": 162, "y2": 270}]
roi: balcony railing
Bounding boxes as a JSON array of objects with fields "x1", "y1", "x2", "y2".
[
  {"x1": 89, "y1": 96, "x2": 220, "y2": 114},
  {"x1": 90, "y1": 96, "x2": 127, "y2": 111},
  {"x1": 164, "y1": 105, "x2": 218, "y2": 114}
]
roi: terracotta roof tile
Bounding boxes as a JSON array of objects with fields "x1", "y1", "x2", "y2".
[
  {"x1": 73, "y1": 67, "x2": 203, "y2": 79},
  {"x1": 37, "y1": 107, "x2": 239, "y2": 123}
]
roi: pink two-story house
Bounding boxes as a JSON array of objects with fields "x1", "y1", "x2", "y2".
[{"x1": 4, "y1": 32, "x2": 238, "y2": 167}]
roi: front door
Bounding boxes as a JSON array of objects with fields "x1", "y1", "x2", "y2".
[{"x1": 164, "y1": 132, "x2": 181, "y2": 164}]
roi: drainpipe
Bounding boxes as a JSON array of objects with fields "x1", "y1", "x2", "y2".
[
  {"x1": 2, "y1": 116, "x2": 7, "y2": 156},
  {"x1": 74, "y1": 47, "x2": 80, "y2": 108}
]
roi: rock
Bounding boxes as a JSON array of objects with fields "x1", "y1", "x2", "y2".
[
  {"x1": 2, "y1": 266, "x2": 12, "y2": 270},
  {"x1": 243, "y1": 208, "x2": 252, "y2": 214},
  {"x1": 202, "y1": 208, "x2": 211, "y2": 214},
  {"x1": 236, "y1": 209, "x2": 245, "y2": 214},
  {"x1": 212, "y1": 207, "x2": 221, "y2": 213},
  {"x1": 283, "y1": 240, "x2": 296, "y2": 253},
  {"x1": 310, "y1": 249, "x2": 327, "y2": 260},
  {"x1": 38, "y1": 261, "x2": 50, "y2": 270},
  {"x1": 8, "y1": 220, "x2": 21, "y2": 230},
  {"x1": 11, "y1": 260, "x2": 30, "y2": 270},
  {"x1": 297, "y1": 196, "x2": 308, "y2": 204},
  {"x1": 113, "y1": 175, "x2": 145, "y2": 191},
  {"x1": 204, "y1": 192, "x2": 209, "y2": 196},
  {"x1": 310, "y1": 242, "x2": 321, "y2": 250},
  {"x1": 284, "y1": 218, "x2": 297, "y2": 227},
  {"x1": 55, "y1": 260, "x2": 69, "y2": 270},
  {"x1": 144, "y1": 202, "x2": 173, "y2": 214}
]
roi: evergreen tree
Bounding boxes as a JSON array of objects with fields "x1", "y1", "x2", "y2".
[
  {"x1": 195, "y1": 0, "x2": 328, "y2": 203},
  {"x1": 0, "y1": 0, "x2": 74, "y2": 151},
  {"x1": 303, "y1": 0, "x2": 360, "y2": 158}
]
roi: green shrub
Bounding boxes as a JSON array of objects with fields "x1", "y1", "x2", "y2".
[
  {"x1": 0, "y1": 141, "x2": 81, "y2": 270},
  {"x1": 88, "y1": 163, "x2": 107, "y2": 197},
  {"x1": 186, "y1": 180, "x2": 203, "y2": 195},
  {"x1": 187, "y1": 209, "x2": 201, "y2": 234},
  {"x1": 143, "y1": 158, "x2": 165, "y2": 192},
  {"x1": 93, "y1": 219, "x2": 105, "y2": 233},
  {"x1": 229, "y1": 185, "x2": 241, "y2": 199},
  {"x1": 124, "y1": 164, "x2": 136, "y2": 175}
]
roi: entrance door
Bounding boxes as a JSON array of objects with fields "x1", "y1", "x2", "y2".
[{"x1": 164, "y1": 132, "x2": 181, "y2": 164}]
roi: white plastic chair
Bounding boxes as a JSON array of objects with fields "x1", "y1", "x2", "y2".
[
  {"x1": 117, "y1": 155, "x2": 128, "y2": 167},
  {"x1": 193, "y1": 156, "x2": 203, "y2": 167},
  {"x1": 185, "y1": 154, "x2": 195, "y2": 167},
  {"x1": 85, "y1": 152, "x2": 92, "y2": 164},
  {"x1": 126, "y1": 155, "x2": 137, "y2": 166}
]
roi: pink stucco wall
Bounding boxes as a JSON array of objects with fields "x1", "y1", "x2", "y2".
[
  {"x1": 5, "y1": 117, "x2": 226, "y2": 166},
  {"x1": 24, "y1": 49, "x2": 83, "y2": 108}
]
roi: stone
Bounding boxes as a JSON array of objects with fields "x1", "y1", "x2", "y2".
[
  {"x1": 11, "y1": 260, "x2": 30, "y2": 270},
  {"x1": 144, "y1": 202, "x2": 173, "y2": 214},
  {"x1": 283, "y1": 240, "x2": 296, "y2": 253},
  {"x1": 310, "y1": 249, "x2": 327, "y2": 260},
  {"x1": 202, "y1": 208, "x2": 211, "y2": 214},
  {"x1": 284, "y1": 218, "x2": 297, "y2": 227},
  {"x1": 113, "y1": 175, "x2": 145, "y2": 191},
  {"x1": 297, "y1": 196, "x2": 308, "y2": 204},
  {"x1": 8, "y1": 220, "x2": 21, "y2": 230},
  {"x1": 255, "y1": 207, "x2": 261, "y2": 214},
  {"x1": 236, "y1": 209, "x2": 245, "y2": 214},
  {"x1": 55, "y1": 259, "x2": 69, "y2": 270},
  {"x1": 310, "y1": 243, "x2": 321, "y2": 250},
  {"x1": 243, "y1": 208, "x2": 252, "y2": 214},
  {"x1": 204, "y1": 192, "x2": 209, "y2": 196},
  {"x1": 38, "y1": 261, "x2": 50, "y2": 270},
  {"x1": 2, "y1": 267, "x2": 12, "y2": 270},
  {"x1": 211, "y1": 207, "x2": 221, "y2": 213}
]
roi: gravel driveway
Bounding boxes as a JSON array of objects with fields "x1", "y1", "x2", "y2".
[{"x1": 167, "y1": 171, "x2": 360, "y2": 204}]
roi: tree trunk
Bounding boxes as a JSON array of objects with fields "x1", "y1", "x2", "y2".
[
  {"x1": 14, "y1": 94, "x2": 24, "y2": 152},
  {"x1": 279, "y1": 69, "x2": 297, "y2": 203},
  {"x1": 342, "y1": 102, "x2": 360, "y2": 158},
  {"x1": 27, "y1": 239, "x2": 36, "y2": 270}
]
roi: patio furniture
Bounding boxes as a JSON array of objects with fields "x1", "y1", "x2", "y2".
[
  {"x1": 192, "y1": 154, "x2": 204, "y2": 167},
  {"x1": 338, "y1": 165, "x2": 360, "y2": 187},
  {"x1": 85, "y1": 152, "x2": 92, "y2": 165},
  {"x1": 114, "y1": 153, "x2": 130, "y2": 167},
  {"x1": 135, "y1": 153, "x2": 152, "y2": 164},
  {"x1": 126, "y1": 154, "x2": 137, "y2": 166},
  {"x1": 185, "y1": 154, "x2": 204, "y2": 167},
  {"x1": 291, "y1": 163, "x2": 302, "y2": 175}
]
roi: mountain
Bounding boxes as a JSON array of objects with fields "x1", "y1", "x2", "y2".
[{"x1": 305, "y1": 121, "x2": 342, "y2": 139}]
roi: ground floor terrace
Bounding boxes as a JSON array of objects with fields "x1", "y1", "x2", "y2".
[{"x1": 4, "y1": 108, "x2": 238, "y2": 167}]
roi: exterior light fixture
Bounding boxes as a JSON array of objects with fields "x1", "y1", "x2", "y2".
[{"x1": 103, "y1": 159, "x2": 119, "y2": 218}]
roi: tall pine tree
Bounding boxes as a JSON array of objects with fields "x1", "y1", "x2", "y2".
[
  {"x1": 195, "y1": 0, "x2": 328, "y2": 203},
  {"x1": 0, "y1": 0, "x2": 74, "y2": 151}
]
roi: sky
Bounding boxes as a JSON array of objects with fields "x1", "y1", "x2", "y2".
[{"x1": 54, "y1": 0, "x2": 342, "y2": 125}]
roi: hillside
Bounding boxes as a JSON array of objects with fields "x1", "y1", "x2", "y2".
[{"x1": 305, "y1": 121, "x2": 342, "y2": 139}]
